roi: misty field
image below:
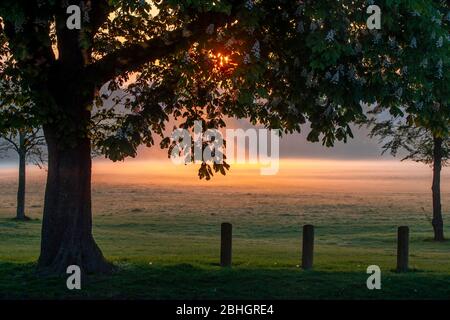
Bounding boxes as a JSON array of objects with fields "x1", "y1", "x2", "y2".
[{"x1": 0, "y1": 160, "x2": 450, "y2": 299}]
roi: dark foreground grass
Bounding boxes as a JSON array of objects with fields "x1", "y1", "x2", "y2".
[{"x1": 1, "y1": 261, "x2": 450, "y2": 300}]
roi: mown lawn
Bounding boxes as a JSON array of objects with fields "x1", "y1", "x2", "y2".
[
  {"x1": 1, "y1": 172, "x2": 449, "y2": 299},
  {"x1": 0, "y1": 213, "x2": 449, "y2": 300}
]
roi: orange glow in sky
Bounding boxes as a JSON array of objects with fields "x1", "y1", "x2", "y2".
[
  {"x1": 86, "y1": 159, "x2": 449, "y2": 194},
  {"x1": 1, "y1": 159, "x2": 449, "y2": 195}
]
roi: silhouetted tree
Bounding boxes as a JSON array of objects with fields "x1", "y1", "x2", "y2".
[
  {"x1": 0, "y1": 128, "x2": 46, "y2": 221},
  {"x1": 367, "y1": 115, "x2": 449, "y2": 241}
]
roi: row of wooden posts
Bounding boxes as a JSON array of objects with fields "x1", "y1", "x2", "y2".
[{"x1": 220, "y1": 223, "x2": 410, "y2": 272}]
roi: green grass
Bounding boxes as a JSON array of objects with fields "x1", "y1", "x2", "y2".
[
  {"x1": 1, "y1": 260, "x2": 450, "y2": 300},
  {"x1": 0, "y1": 179, "x2": 449, "y2": 299},
  {"x1": 0, "y1": 215, "x2": 449, "y2": 299}
]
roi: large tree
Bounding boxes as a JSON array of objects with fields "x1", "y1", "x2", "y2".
[
  {"x1": 367, "y1": 118, "x2": 449, "y2": 241},
  {"x1": 0, "y1": 0, "x2": 247, "y2": 274},
  {"x1": 0, "y1": 0, "x2": 446, "y2": 274}
]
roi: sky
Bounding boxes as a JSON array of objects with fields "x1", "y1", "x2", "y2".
[
  {"x1": 0, "y1": 117, "x2": 397, "y2": 166},
  {"x1": 135, "y1": 115, "x2": 389, "y2": 159},
  {"x1": 3, "y1": 111, "x2": 447, "y2": 195}
]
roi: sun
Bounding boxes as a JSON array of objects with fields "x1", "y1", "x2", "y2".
[{"x1": 208, "y1": 51, "x2": 238, "y2": 74}]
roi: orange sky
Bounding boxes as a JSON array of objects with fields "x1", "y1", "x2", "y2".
[
  {"x1": 1, "y1": 158, "x2": 441, "y2": 193},
  {"x1": 1, "y1": 158, "x2": 449, "y2": 194},
  {"x1": 92, "y1": 159, "x2": 448, "y2": 190}
]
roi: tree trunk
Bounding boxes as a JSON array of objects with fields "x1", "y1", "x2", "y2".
[
  {"x1": 15, "y1": 132, "x2": 27, "y2": 221},
  {"x1": 432, "y1": 136, "x2": 445, "y2": 241},
  {"x1": 37, "y1": 128, "x2": 113, "y2": 275}
]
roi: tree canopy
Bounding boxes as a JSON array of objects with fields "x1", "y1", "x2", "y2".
[{"x1": 1, "y1": 1, "x2": 446, "y2": 167}]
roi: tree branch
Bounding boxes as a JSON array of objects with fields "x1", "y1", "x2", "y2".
[
  {"x1": 2, "y1": 134, "x2": 19, "y2": 153},
  {"x1": 2, "y1": 2, "x2": 56, "y2": 72},
  {"x1": 86, "y1": 10, "x2": 236, "y2": 87},
  {"x1": 89, "y1": 0, "x2": 113, "y2": 32}
]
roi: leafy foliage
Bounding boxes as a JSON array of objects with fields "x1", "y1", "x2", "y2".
[
  {"x1": 0, "y1": 0, "x2": 448, "y2": 178},
  {"x1": 367, "y1": 117, "x2": 449, "y2": 165},
  {"x1": 361, "y1": 0, "x2": 449, "y2": 167},
  {"x1": 361, "y1": 0, "x2": 449, "y2": 138}
]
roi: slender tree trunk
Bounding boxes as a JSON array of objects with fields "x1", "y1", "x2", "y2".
[
  {"x1": 15, "y1": 132, "x2": 27, "y2": 221},
  {"x1": 37, "y1": 126, "x2": 113, "y2": 275},
  {"x1": 432, "y1": 136, "x2": 445, "y2": 241}
]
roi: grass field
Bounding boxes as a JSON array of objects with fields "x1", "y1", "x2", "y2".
[{"x1": 0, "y1": 160, "x2": 449, "y2": 299}]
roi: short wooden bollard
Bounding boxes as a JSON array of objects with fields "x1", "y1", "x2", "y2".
[
  {"x1": 396, "y1": 226, "x2": 409, "y2": 272},
  {"x1": 221, "y1": 222, "x2": 232, "y2": 267},
  {"x1": 302, "y1": 224, "x2": 314, "y2": 270}
]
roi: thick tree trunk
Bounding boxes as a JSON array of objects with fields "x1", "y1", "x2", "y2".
[
  {"x1": 432, "y1": 136, "x2": 445, "y2": 241},
  {"x1": 15, "y1": 133, "x2": 27, "y2": 221},
  {"x1": 37, "y1": 128, "x2": 113, "y2": 275}
]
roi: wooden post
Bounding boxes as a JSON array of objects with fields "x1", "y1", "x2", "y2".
[
  {"x1": 396, "y1": 226, "x2": 409, "y2": 272},
  {"x1": 221, "y1": 222, "x2": 232, "y2": 267},
  {"x1": 302, "y1": 224, "x2": 314, "y2": 270}
]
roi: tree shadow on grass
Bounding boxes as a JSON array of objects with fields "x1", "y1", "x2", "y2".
[
  {"x1": 0, "y1": 217, "x2": 41, "y2": 227},
  {"x1": 0, "y1": 261, "x2": 449, "y2": 300}
]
